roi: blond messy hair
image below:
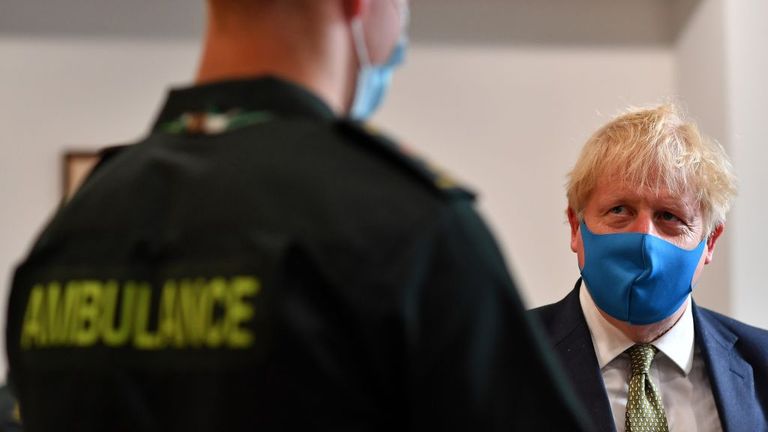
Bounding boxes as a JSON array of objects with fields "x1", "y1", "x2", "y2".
[{"x1": 566, "y1": 103, "x2": 737, "y2": 234}]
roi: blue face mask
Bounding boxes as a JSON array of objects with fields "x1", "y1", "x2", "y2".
[
  {"x1": 579, "y1": 221, "x2": 706, "y2": 325},
  {"x1": 348, "y1": 6, "x2": 409, "y2": 120}
]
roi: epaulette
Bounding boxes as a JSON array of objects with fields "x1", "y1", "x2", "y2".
[
  {"x1": 336, "y1": 120, "x2": 476, "y2": 200},
  {"x1": 88, "y1": 144, "x2": 133, "y2": 176},
  {"x1": 67, "y1": 144, "x2": 133, "y2": 200},
  {"x1": 98, "y1": 143, "x2": 132, "y2": 164}
]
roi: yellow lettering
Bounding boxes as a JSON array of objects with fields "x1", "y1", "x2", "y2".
[
  {"x1": 101, "y1": 281, "x2": 133, "y2": 347},
  {"x1": 206, "y1": 278, "x2": 228, "y2": 348},
  {"x1": 19, "y1": 275, "x2": 260, "y2": 351},
  {"x1": 179, "y1": 279, "x2": 209, "y2": 347},
  {"x1": 73, "y1": 281, "x2": 102, "y2": 346},
  {"x1": 133, "y1": 284, "x2": 160, "y2": 350},
  {"x1": 158, "y1": 280, "x2": 185, "y2": 347},
  {"x1": 21, "y1": 284, "x2": 46, "y2": 349},
  {"x1": 226, "y1": 277, "x2": 259, "y2": 348},
  {"x1": 47, "y1": 281, "x2": 80, "y2": 346}
]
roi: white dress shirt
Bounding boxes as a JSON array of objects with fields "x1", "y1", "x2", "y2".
[{"x1": 579, "y1": 285, "x2": 722, "y2": 432}]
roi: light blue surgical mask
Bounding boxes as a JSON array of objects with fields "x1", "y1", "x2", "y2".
[
  {"x1": 579, "y1": 221, "x2": 706, "y2": 325},
  {"x1": 348, "y1": 4, "x2": 409, "y2": 120}
]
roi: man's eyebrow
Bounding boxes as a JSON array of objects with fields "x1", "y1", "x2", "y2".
[
  {"x1": 655, "y1": 196, "x2": 698, "y2": 217},
  {"x1": 599, "y1": 190, "x2": 640, "y2": 203}
]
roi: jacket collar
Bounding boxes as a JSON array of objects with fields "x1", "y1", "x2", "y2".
[
  {"x1": 547, "y1": 280, "x2": 617, "y2": 432},
  {"x1": 692, "y1": 306, "x2": 756, "y2": 432},
  {"x1": 151, "y1": 76, "x2": 336, "y2": 132}
]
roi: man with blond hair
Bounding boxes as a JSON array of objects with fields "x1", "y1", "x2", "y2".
[
  {"x1": 6, "y1": 0, "x2": 590, "y2": 430},
  {"x1": 532, "y1": 104, "x2": 768, "y2": 431}
]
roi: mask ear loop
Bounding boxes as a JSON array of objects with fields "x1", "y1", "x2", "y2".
[
  {"x1": 350, "y1": 18, "x2": 371, "y2": 68},
  {"x1": 351, "y1": 3, "x2": 407, "y2": 69},
  {"x1": 398, "y1": 0, "x2": 410, "y2": 32}
]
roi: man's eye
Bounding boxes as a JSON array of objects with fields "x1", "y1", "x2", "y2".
[
  {"x1": 609, "y1": 206, "x2": 624, "y2": 214},
  {"x1": 660, "y1": 211, "x2": 681, "y2": 222}
]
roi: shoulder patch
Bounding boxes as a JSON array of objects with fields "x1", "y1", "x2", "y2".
[{"x1": 336, "y1": 120, "x2": 475, "y2": 199}]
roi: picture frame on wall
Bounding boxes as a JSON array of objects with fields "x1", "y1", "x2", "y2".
[{"x1": 63, "y1": 151, "x2": 101, "y2": 201}]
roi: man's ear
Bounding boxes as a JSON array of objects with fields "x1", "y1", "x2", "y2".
[
  {"x1": 705, "y1": 223, "x2": 724, "y2": 264},
  {"x1": 567, "y1": 207, "x2": 580, "y2": 253}
]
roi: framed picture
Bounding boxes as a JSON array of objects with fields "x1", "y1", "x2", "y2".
[{"x1": 63, "y1": 151, "x2": 101, "y2": 200}]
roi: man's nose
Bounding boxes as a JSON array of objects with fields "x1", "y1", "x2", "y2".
[{"x1": 628, "y1": 211, "x2": 659, "y2": 236}]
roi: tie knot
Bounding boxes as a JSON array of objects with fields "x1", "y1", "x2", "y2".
[{"x1": 628, "y1": 344, "x2": 658, "y2": 375}]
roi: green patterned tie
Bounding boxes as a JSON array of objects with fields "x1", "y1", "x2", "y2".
[{"x1": 625, "y1": 344, "x2": 669, "y2": 432}]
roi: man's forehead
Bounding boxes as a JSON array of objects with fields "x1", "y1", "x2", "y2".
[{"x1": 592, "y1": 176, "x2": 697, "y2": 209}]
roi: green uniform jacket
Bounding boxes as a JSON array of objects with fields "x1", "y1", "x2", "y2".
[{"x1": 6, "y1": 77, "x2": 590, "y2": 431}]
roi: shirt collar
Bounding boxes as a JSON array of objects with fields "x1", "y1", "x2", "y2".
[
  {"x1": 579, "y1": 282, "x2": 695, "y2": 375},
  {"x1": 151, "y1": 76, "x2": 336, "y2": 133}
]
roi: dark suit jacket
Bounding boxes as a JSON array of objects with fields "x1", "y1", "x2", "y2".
[{"x1": 530, "y1": 280, "x2": 768, "y2": 432}]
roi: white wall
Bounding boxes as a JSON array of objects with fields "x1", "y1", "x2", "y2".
[
  {"x1": 723, "y1": 0, "x2": 768, "y2": 328},
  {"x1": 675, "y1": 0, "x2": 731, "y2": 315},
  {"x1": 675, "y1": 0, "x2": 768, "y2": 330}
]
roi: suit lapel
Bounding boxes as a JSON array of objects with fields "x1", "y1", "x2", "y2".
[
  {"x1": 693, "y1": 305, "x2": 756, "y2": 432},
  {"x1": 549, "y1": 283, "x2": 616, "y2": 432}
]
